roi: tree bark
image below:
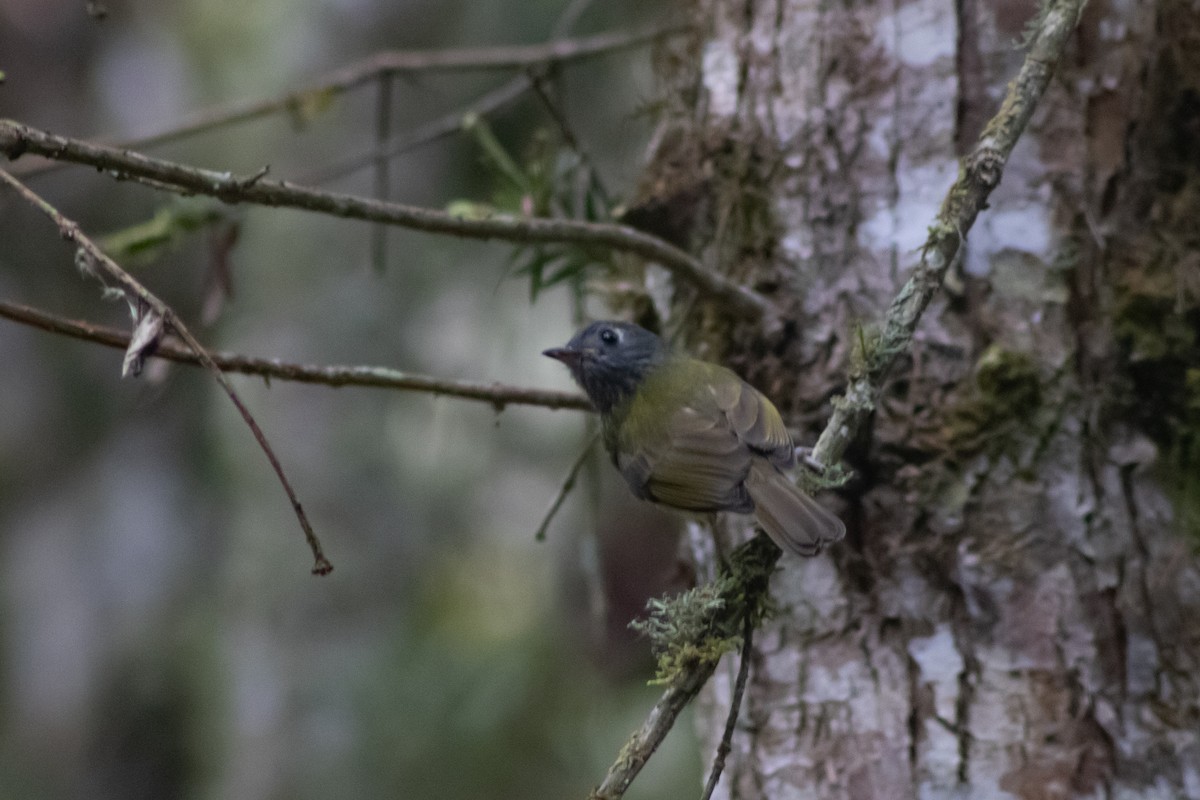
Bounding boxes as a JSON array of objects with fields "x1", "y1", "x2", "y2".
[{"x1": 639, "y1": 0, "x2": 1200, "y2": 797}]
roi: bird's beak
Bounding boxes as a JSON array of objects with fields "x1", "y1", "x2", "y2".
[{"x1": 542, "y1": 347, "x2": 582, "y2": 366}]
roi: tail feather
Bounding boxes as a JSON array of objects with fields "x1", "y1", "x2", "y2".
[{"x1": 744, "y1": 459, "x2": 845, "y2": 557}]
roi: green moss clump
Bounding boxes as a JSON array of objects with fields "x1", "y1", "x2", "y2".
[
  {"x1": 630, "y1": 535, "x2": 779, "y2": 686},
  {"x1": 1172, "y1": 369, "x2": 1200, "y2": 538},
  {"x1": 944, "y1": 345, "x2": 1044, "y2": 457},
  {"x1": 1114, "y1": 291, "x2": 1196, "y2": 366},
  {"x1": 1154, "y1": 365, "x2": 1200, "y2": 543},
  {"x1": 629, "y1": 579, "x2": 741, "y2": 686},
  {"x1": 975, "y1": 346, "x2": 1042, "y2": 408},
  {"x1": 1109, "y1": 251, "x2": 1200, "y2": 543}
]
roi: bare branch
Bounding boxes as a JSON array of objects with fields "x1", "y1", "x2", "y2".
[
  {"x1": 0, "y1": 300, "x2": 592, "y2": 412},
  {"x1": 298, "y1": 76, "x2": 533, "y2": 185},
  {"x1": 527, "y1": 71, "x2": 612, "y2": 209},
  {"x1": 370, "y1": 73, "x2": 393, "y2": 273},
  {"x1": 0, "y1": 169, "x2": 334, "y2": 575},
  {"x1": 0, "y1": 120, "x2": 770, "y2": 317},
  {"x1": 11, "y1": 25, "x2": 685, "y2": 163},
  {"x1": 307, "y1": 25, "x2": 686, "y2": 78}
]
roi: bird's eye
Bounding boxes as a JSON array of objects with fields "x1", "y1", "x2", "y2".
[{"x1": 599, "y1": 328, "x2": 619, "y2": 346}]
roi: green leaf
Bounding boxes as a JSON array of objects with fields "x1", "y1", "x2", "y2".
[
  {"x1": 97, "y1": 199, "x2": 226, "y2": 266},
  {"x1": 462, "y1": 113, "x2": 531, "y2": 196},
  {"x1": 286, "y1": 87, "x2": 338, "y2": 129},
  {"x1": 444, "y1": 200, "x2": 495, "y2": 220}
]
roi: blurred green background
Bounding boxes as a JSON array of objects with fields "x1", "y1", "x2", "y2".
[{"x1": 0, "y1": 0, "x2": 699, "y2": 797}]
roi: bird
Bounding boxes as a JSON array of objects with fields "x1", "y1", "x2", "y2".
[{"x1": 543, "y1": 320, "x2": 845, "y2": 557}]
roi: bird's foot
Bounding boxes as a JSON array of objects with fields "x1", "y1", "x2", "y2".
[{"x1": 794, "y1": 446, "x2": 827, "y2": 475}]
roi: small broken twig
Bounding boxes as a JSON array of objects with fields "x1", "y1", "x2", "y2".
[
  {"x1": 534, "y1": 431, "x2": 600, "y2": 541},
  {"x1": 699, "y1": 612, "x2": 753, "y2": 800}
]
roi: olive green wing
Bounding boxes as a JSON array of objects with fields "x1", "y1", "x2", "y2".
[
  {"x1": 616, "y1": 404, "x2": 754, "y2": 513},
  {"x1": 708, "y1": 369, "x2": 847, "y2": 554},
  {"x1": 706, "y1": 366, "x2": 795, "y2": 468}
]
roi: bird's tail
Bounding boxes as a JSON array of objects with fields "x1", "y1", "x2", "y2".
[{"x1": 745, "y1": 459, "x2": 845, "y2": 557}]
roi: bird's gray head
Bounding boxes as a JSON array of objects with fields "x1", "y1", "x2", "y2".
[{"x1": 543, "y1": 321, "x2": 666, "y2": 413}]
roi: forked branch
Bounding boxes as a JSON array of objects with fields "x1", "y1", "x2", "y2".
[{"x1": 0, "y1": 169, "x2": 334, "y2": 575}]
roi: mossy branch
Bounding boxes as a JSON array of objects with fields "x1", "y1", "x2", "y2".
[
  {"x1": 591, "y1": 535, "x2": 779, "y2": 800},
  {"x1": 590, "y1": 0, "x2": 1089, "y2": 796},
  {"x1": 812, "y1": 0, "x2": 1087, "y2": 468}
]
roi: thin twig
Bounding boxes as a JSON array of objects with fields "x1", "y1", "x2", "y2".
[
  {"x1": 699, "y1": 613, "x2": 753, "y2": 800},
  {"x1": 300, "y1": 75, "x2": 530, "y2": 185},
  {"x1": 587, "y1": 0, "x2": 1088, "y2": 796},
  {"x1": 534, "y1": 431, "x2": 600, "y2": 541},
  {"x1": 0, "y1": 120, "x2": 769, "y2": 317},
  {"x1": 527, "y1": 70, "x2": 612, "y2": 209},
  {"x1": 0, "y1": 169, "x2": 334, "y2": 575},
  {"x1": 550, "y1": 0, "x2": 598, "y2": 36},
  {"x1": 302, "y1": 0, "x2": 599, "y2": 187},
  {"x1": 371, "y1": 73, "x2": 393, "y2": 273},
  {"x1": 0, "y1": 299, "x2": 592, "y2": 412}
]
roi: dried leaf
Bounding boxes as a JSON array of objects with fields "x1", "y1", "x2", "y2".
[
  {"x1": 122, "y1": 309, "x2": 165, "y2": 378},
  {"x1": 75, "y1": 247, "x2": 98, "y2": 279},
  {"x1": 100, "y1": 286, "x2": 127, "y2": 304},
  {"x1": 202, "y1": 220, "x2": 240, "y2": 325},
  {"x1": 286, "y1": 87, "x2": 337, "y2": 129}
]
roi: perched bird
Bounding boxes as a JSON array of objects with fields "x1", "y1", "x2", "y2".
[{"x1": 544, "y1": 321, "x2": 845, "y2": 557}]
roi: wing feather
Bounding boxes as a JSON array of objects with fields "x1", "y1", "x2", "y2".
[
  {"x1": 618, "y1": 406, "x2": 752, "y2": 512},
  {"x1": 708, "y1": 372, "x2": 793, "y2": 467},
  {"x1": 614, "y1": 360, "x2": 807, "y2": 520}
]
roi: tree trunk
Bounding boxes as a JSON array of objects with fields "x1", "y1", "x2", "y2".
[{"x1": 639, "y1": 0, "x2": 1200, "y2": 796}]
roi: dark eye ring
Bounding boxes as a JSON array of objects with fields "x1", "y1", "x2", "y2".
[{"x1": 599, "y1": 328, "x2": 619, "y2": 345}]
